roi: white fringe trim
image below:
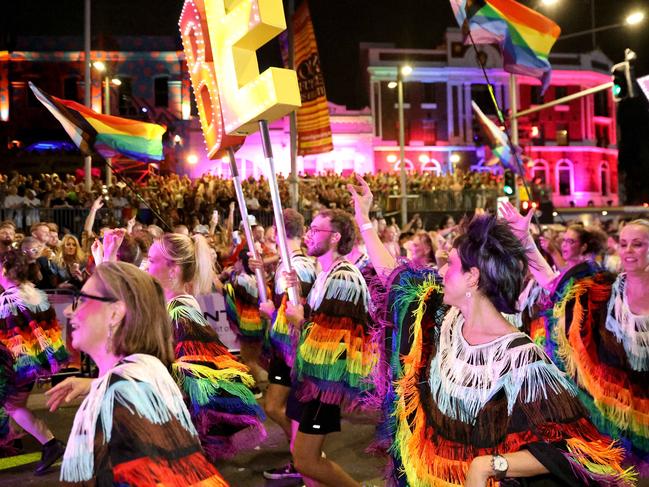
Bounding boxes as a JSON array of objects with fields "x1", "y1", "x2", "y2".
[
  {"x1": 0, "y1": 283, "x2": 50, "y2": 319},
  {"x1": 274, "y1": 254, "x2": 317, "y2": 296},
  {"x1": 429, "y1": 307, "x2": 576, "y2": 424},
  {"x1": 307, "y1": 260, "x2": 369, "y2": 312},
  {"x1": 60, "y1": 354, "x2": 196, "y2": 482},
  {"x1": 606, "y1": 273, "x2": 649, "y2": 371}
]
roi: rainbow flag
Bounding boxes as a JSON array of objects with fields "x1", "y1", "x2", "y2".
[
  {"x1": 29, "y1": 82, "x2": 166, "y2": 162},
  {"x1": 451, "y1": 0, "x2": 561, "y2": 93},
  {"x1": 472, "y1": 100, "x2": 517, "y2": 171}
]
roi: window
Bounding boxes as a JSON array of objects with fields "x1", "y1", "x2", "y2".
[
  {"x1": 555, "y1": 86, "x2": 567, "y2": 99},
  {"x1": 471, "y1": 85, "x2": 497, "y2": 115},
  {"x1": 530, "y1": 86, "x2": 543, "y2": 105},
  {"x1": 394, "y1": 159, "x2": 414, "y2": 172},
  {"x1": 556, "y1": 159, "x2": 573, "y2": 196},
  {"x1": 64, "y1": 76, "x2": 80, "y2": 102},
  {"x1": 154, "y1": 76, "x2": 169, "y2": 107},
  {"x1": 531, "y1": 160, "x2": 549, "y2": 185},
  {"x1": 118, "y1": 77, "x2": 134, "y2": 116},
  {"x1": 422, "y1": 83, "x2": 436, "y2": 104},
  {"x1": 556, "y1": 123, "x2": 568, "y2": 146},
  {"x1": 421, "y1": 159, "x2": 442, "y2": 176},
  {"x1": 600, "y1": 162, "x2": 610, "y2": 196},
  {"x1": 594, "y1": 90, "x2": 609, "y2": 117}
]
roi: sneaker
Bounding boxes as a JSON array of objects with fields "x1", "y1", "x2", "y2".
[
  {"x1": 263, "y1": 461, "x2": 302, "y2": 480},
  {"x1": 34, "y1": 438, "x2": 66, "y2": 476}
]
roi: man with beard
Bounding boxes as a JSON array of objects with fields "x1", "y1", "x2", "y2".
[{"x1": 284, "y1": 209, "x2": 378, "y2": 487}]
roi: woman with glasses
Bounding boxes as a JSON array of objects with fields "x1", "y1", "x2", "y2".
[
  {"x1": 147, "y1": 233, "x2": 266, "y2": 460},
  {"x1": 348, "y1": 176, "x2": 633, "y2": 487},
  {"x1": 47, "y1": 262, "x2": 228, "y2": 486},
  {"x1": 0, "y1": 248, "x2": 68, "y2": 474}
]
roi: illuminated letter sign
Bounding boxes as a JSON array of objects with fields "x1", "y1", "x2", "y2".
[{"x1": 179, "y1": 0, "x2": 244, "y2": 158}]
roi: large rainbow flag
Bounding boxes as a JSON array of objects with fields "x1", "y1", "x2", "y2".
[
  {"x1": 29, "y1": 82, "x2": 166, "y2": 162},
  {"x1": 451, "y1": 0, "x2": 561, "y2": 93}
]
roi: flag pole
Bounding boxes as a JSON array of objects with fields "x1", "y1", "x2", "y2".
[
  {"x1": 84, "y1": 0, "x2": 92, "y2": 192},
  {"x1": 227, "y1": 147, "x2": 268, "y2": 303},
  {"x1": 288, "y1": 0, "x2": 299, "y2": 211},
  {"x1": 509, "y1": 73, "x2": 520, "y2": 208},
  {"x1": 258, "y1": 120, "x2": 299, "y2": 305}
]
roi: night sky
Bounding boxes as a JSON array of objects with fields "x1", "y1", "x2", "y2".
[{"x1": 4, "y1": 0, "x2": 649, "y2": 108}]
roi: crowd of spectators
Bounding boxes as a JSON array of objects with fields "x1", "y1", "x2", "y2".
[{"x1": 0, "y1": 169, "x2": 516, "y2": 233}]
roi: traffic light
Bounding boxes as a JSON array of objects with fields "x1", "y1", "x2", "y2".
[
  {"x1": 503, "y1": 170, "x2": 515, "y2": 196},
  {"x1": 611, "y1": 49, "x2": 637, "y2": 102}
]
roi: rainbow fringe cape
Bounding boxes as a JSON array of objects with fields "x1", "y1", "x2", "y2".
[
  {"x1": 294, "y1": 260, "x2": 378, "y2": 409},
  {"x1": 168, "y1": 295, "x2": 266, "y2": 460},
  {"x1": 372, "y1": 264, "x2": 635, "y2": 486},
  {"x1": 540, "y1": 265, "x2": 649, "y2": 472}
]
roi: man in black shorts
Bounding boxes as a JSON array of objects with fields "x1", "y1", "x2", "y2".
[
  {"x1": 285, "y1": 209, "x2": 376, "y2": 487},
  {"x1": 251, "y1": 209, "x2": 316, "y2": 481}
]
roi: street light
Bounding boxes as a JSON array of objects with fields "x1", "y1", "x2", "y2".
[
  {"x1": 626, "y1": 11, "x2": 645, "y2": 25},
  {"x1": 388, "y1": 64, "x2": 412, "y2": 227},
  {"x1": 558, "y1": 9, "x2": 646, "y2": 41},
  {"x1": 93, "y1": 62, "x2": 121, "y2": 186}
]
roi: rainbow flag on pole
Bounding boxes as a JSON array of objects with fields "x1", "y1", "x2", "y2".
[
  {"x1": 451, "y1": 0, "x2": 561, "y2": 93},
  {"x1": 29, "y1": 82, "x2": 166, "y2": 162},
  {"x1": 472, "y1": 100, "x2": 517, "y2": 171}
]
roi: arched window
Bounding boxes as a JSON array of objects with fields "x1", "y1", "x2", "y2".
[
  {"x1": 421, "y1": 159, "x2": 442, "y2": 176},
  {"x1": 555, "y1": 159, "x2": 574, "y2": 196},
  {"x1": 531, "y1": 159, "x2": 549, "y2": 185},
  {"x1": 599, "y1": 161, "x2": 610, "y2": 196},
  {"x1": 394, "y1": 159, "x2": 414, "y2": 172}
]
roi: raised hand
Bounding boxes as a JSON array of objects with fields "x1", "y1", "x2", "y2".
[
  {"x1": 103, "y1": 228, "x2": 126, "y2": 262},
  {"x1": 90, "y1": 196, "x2": 104, "y2": 213},
  {"x1": 91, "y1": 239, "x2": 104, "y2": 266},
  {"x1": 498, "y1": 200, "x2": 534, "y2": 243},
  {"x1": 347, "y1": 173, "x2": 373, "y2": 224}
]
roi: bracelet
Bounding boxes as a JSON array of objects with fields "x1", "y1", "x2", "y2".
[{"x1": 359, "y1": 222, "x2": 374, "y2": 233}]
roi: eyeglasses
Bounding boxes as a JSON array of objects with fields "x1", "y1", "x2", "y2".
[
  {"x1": 307, "y1": 226, "x2": 336, "y2": 235},
  {"x1": 23, "y1": 247, "x2": 42, "y2": 255},
  {"x1": 70, "y1": 290, "x2": 118, "y2": 311}
]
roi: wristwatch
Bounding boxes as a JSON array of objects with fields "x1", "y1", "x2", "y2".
[{"x1": 491, "y1": 454, "x2": 509, "y2": 480}]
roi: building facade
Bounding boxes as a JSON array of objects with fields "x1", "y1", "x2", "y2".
[{"x1": 0, "y1": 30, "x2": 619, "y2": 207}]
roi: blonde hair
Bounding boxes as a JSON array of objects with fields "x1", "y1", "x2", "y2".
[
  {"x1": 55, "y1": 234, "x2": 86, "y2": 267},
  {"x1": 93, "y1": 262, "x2": 174, "y2": 367},
  {"x1": 158, "y1": 233, "x2": 214, "y2": 295},
  {"x1": 627, "y1": 219, "x2": 649, "y2": 233}
]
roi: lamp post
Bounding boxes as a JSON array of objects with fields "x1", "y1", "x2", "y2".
[
  {"x1": 558, "y1": 11, "x2": 645, "y2": 40},
  {"x1": 388, "y1": 65, "x2": 412, "y2": 227},
  {"x1": 93, "y1": 62, "x2": 121, "y2": 187}
]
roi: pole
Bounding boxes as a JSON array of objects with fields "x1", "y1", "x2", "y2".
[
  {"x1": 84, "y1": 0, "x2": 92, "y2": 192},
  {"x1": 228, "y1": 148, "x2": 267, "y2": 303},
  {"x1": 509, "y1": 74, "x2": 521, "y2": 208},
  {"x1": 513, "y1": 82, "x2": 613, "y2": 118},
  {"x1": 104, "y1": 75, "x2": 112, "y2": 187},
  {"x1": 288, "y1": 0, "x2": 298, "y2": 210},
  {"x1": 397, "y1": 74, "x2": 408, "y2": 228},
  {"x1": 258, "y1": 120, "x2": 299, "y2": 305}
]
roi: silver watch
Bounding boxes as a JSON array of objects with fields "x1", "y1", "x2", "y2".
[{"x1": 491, "y1": 454, "x2": 509, "y2": 480}]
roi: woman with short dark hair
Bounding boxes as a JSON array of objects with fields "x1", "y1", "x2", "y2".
[{"x1": 349, "y1": 176, "x2": 633, "y2": 486}]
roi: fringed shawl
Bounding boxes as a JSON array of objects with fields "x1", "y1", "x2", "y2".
[
  {"x1": 223, "y1": 273, "x2": 267, "y2": 342},
  {"x1": 168, "y1": 296, "x2": 266, "y2": 460},
  {"x1": 61, "y1": 354, "x2": 198, "y2": 482},
  {"x1": 374, "y1": 264, "x2": 635, "y2": 487},
  {"x1": 294, "y1": 259, "x2": 378, "y2": 410}
]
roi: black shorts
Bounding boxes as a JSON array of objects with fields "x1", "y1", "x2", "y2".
[
  {"x1": 285, "y1": 386, "x2": 341, "y2": 435},
  {"x1": 268, "y1": 355, "x2": 292, "y2": 387}
]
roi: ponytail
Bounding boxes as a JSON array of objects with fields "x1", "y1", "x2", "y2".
[{"x1": 191, "y1": 234, "x2": 215, "y2": 295}]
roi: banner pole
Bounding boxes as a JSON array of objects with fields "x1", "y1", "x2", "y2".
[
  {"x1": 228, "y1": 147, "x2": 268, "y2": 303},
  {"x1": 258, "y1": 120, "x2": 299, "y2": 305}
]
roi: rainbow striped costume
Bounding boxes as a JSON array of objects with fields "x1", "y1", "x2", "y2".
[
  {"x1": 223, "y1": 272, "x2": 267, "y2": 343},
  {"x1": 538, "y1": 265, "x2": 649, "y2": 475},
  {"x1": 267, "y1": 252, "x2": 317, "y2": 368},
  {"x1": 373, "y1": 265, "x2": 635, "y2": 486},
  {"x1": 294, "y1": 259, "x2": 378, "y2": 409},
  {"x1": 168, "y1": 295, "x2": 266, "y2": 460}
]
